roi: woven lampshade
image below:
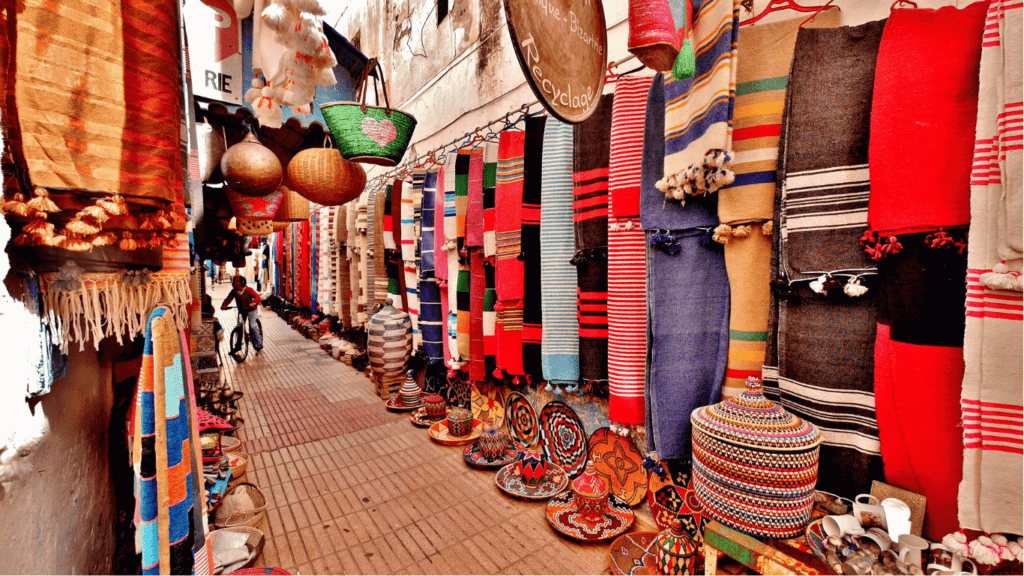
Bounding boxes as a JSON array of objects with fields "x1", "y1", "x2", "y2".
[{"x1": 274, "y1": 186, "x2": 310, "y2": 222}]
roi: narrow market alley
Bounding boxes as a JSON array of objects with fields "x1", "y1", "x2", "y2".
[{"x1": 210, "y1": 284, "x2": 625, "y2": 575}]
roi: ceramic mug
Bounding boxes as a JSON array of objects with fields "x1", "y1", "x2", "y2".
[
  {"x1": 882, "y1": 497, "x2": 913, "y2": 541},
  {"x1": 898, "y1": 533, "x2": 930, "y2": 570},
  {"x1": 927, "y1": 543, "x2": 978, "y2": 575},
  {"x1": 863, "y1": 527, "x2": 893, "y2": 553},
  {"x1": 822, "y1": 514, "x2": 866, "y2": 538},
  {"x1": 854, "y1": 494, "x2": 888, "y2": 530}
]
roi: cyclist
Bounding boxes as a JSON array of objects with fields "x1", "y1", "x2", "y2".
[{"x1": 221, "y1": 276, "x2": 263, "y2": 353}]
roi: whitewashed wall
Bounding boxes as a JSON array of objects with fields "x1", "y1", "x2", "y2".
[{"x1": 324, "y1": 0, "x2": 975, "y2": 180}]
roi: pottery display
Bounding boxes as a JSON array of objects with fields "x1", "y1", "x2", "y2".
[
  {"x1": 545, "y1": 491, "x2": 634, "y2": 543},
  {"x1": 478, "y1": 421, "x2": 507, "y2": 462},
  {"x1": 447, "y1": 408, "x2": 474, "y2": 438},
  {"x1": 424, "y1": 394, "x2": 447, "y2": 421},
  {"x1": 495, "y1": 462, "x2": 569, "y2": 500}
]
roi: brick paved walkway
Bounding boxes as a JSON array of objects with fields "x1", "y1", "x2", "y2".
[{"x1": 212, "y1": 284, "x2": 650, "y2": 574}]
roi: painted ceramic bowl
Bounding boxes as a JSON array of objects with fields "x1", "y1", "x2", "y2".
[
  {"x1": 518, "y1": 449, "x2": 549, "y2": 486},
  {"x1": 424, "y1": 394, "x2": 446, "y2": 421},
  {"x1": 447, "y1": 408, "x2": 474, "y2": 438}
]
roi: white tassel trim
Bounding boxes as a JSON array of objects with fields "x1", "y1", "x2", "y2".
[
  {"x1": 41, "y1": 272, "x2": 192, "y2": 353},
  {"x1": 980, "y1": 262, "x2": 1023, "y2": 291},
  {"x1": 844, "y1": 277, "x2": 869, "y2": 297}
]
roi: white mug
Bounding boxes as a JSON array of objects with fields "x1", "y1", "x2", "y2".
[
  {"x1": 927, "y1": 543, "x2": 978, "y2": 575},
  {"x1": 853, "y1": 493, "x2": 888, "y2": 530},
  {"x1": 882, "y1": 497, "x2": 913, "y2": 540},
  {"x1": 899, "y1": 533, "x2": 930, "y2": 570},
  {"x1": 863, "y1": 527, "x2": 893, "y2": 552},
  {"x1": 822, "y1": 514, "x2": 865, "y2": 538}
]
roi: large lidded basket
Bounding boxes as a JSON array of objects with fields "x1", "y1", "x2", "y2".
[
  {"x1": 690, "y1": 377, "x2": 822, "y2": 539},
  {"x1": 366, "y1": 297, "x2": 412, "y2": 399}
]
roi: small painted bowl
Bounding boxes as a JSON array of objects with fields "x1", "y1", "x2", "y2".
[
  {"x1": 424, "y1": 394, "x2": 447, "y2": 421},
  {"x1": 518, "y1": 449, "x2": 548, "y2": 486}
]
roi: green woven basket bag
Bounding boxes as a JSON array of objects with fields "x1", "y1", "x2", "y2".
[{"x1": 320, "y1": 58, "x2": 417, "y2": 167}]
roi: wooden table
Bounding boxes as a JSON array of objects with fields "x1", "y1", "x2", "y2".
[{"x1": 702, "y1": 520, "x2": 828, "y2": 575}]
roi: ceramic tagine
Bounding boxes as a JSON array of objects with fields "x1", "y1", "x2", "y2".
[
  {"x1": 571, "y1": 460, "x2": 609, "y2": 522},
  {"x1": 423, "y1": 393, "x2": 447, "y2": 421},
  {"x1": 478, "y1": 420, "x2": 506, "y2": 462},
  {"x1": 447, "y1": 407, "x2": 474, "y2": 438},
  {"x1": 655, "y1": 518, "x2": 700, "y2": 575},
  {"x1": 690, "y1": 376, "x2": 823, "y2": 539}
]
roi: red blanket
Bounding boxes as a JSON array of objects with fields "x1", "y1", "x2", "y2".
[{"x1": 868, "y1": 3, "x2": 988, "y2": 235}]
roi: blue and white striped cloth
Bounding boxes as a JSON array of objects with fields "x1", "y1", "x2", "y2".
[
  {"x1": 420, "y1": 170, "x2": 437, "y2": 278},
  {"x1": 539, "y1": 119, "x2": 580, "y2": 388}
]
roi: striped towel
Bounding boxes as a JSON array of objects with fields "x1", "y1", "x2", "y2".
[
  {"x1": 403, "y1": 175, "x2": 422, "y2": 348},
  {"x1": 574, "y1": 94, "x2": 614, "y2": 389},
  {"x1": 662, "y1": 0, "x2": 739, "y2": 191},
  {"x1": 383, "y1": 181, "x2": 397, "y2": 250},
  {"x1": 608, "y1": 75, "x2": 653, "y2": 424},
  {"x1": 495, "y1": 130, "x2": 527, "y2": 377},
  {"x1": 356, "y1": 192, "x2": 368, "y2": 325},
  {"x1": 483, "y1": 142, "x2": 499, "y2": 258},
  {"x1": 470, "y1": 253, "x2": 487, "y2": 381},
  {"x1": 540, "y1": 119, "x2": 580, "y2": 390},
  {"x1": 337, "y1": 205, "x2": 352, "y2": 328},
  {"x1": 445, "y1": 155, "x2": 461, "y2": 365},
  {"x1": 298, "y1": 220, "x2": 311, "y2": 309},
  {"x1": 467, "y1": 148, "x2": 485, "y2": 248},
  {"x1": 419, "y1": 279, "x2": 444, "y2": 362},
  {"x1": 456, "y1": 149, "x2": 470, "y2": 246},
  {"x1": 870, "y1": 4, "x2": 988, "y2": 540},
  {"x1": 642, "y1": 74, "x2": 730, "y2": 461},
  {"x1": 522, "y1": 116, "x2": 548, "y2": 382},
  {"x1": 958, "y1": 0, "x2": 1023, "y2": 536},
  {"x1": 763, "y1": 21, "x2": 886, "y2": 499},
  {"x1": 420, "y1": 170, "x2": 438, "y2": 278},
  {"x1": 310, "y1": 210, "x2": 318, "y2": 313},
  {"x1": 456, "y1": 263, "x2": 471, "y2": 363},
  {"x1": 484, "y1": 261, "x2": 497, "y2": 378}
]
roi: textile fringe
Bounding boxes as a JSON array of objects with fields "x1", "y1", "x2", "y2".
[{"x1": 41, "y1": 272, "x2": 192, "y2": 352}]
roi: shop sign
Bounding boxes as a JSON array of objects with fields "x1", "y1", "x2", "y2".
[
  {"x1": 184, "y1": 0, "x2": 243, "y2": 104},
  {"x1": 503, "y1": 0, "x2": 608, "y2": 124}
]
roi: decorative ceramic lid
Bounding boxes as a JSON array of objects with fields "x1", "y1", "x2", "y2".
[
  {"x1": 424, "y1": 393, "x2": 445, "y2": 404},
  {"x1": 448, "y1": 407, "x2": 473, "y2": 423},
  {"x1": 571, "y1": 460, "x2": 609, "y2": 499},
  {"x1": 690, "y1": 377, "x2": 822, "y2": 452}
]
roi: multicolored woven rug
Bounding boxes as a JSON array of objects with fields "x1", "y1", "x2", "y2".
[
  {"x1": 522, "y1": 116, "x2": 548, "y2": 382},
  {"x1": 495, "y1": 131, "x2": 527, "y2": 377}
]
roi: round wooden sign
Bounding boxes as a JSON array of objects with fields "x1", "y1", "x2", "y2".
[{"x1": 503, "y1": 0, "x2": 608, "y2": 124}]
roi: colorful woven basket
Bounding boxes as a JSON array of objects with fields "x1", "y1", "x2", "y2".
[
  {"x1": 366, "y1": 297, "x2": 412, "y2": 399},
  {"x1": 320, "y1": 58, "x2": 417, "y2": 167},
  {"x1": 274, "y1": 186, "x2": 310, "y2": 222},
  {"x1": 287, "y1": 141, "x2": 367, "y2": 206},
  {"x1": 689, "y1": 377, "x2": 822, "y2": 539}
]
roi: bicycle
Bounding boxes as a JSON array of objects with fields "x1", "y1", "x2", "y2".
[{"x1": 226, "y1": 306, "x2": 263, "y2": 363}]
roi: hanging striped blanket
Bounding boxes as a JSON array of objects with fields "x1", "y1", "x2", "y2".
[
  {"x1": 470, "y1": 253, "x2": 487, "y2": 381},
  {"x1": 869, "y1": 4, "x2": 988, "y2": 540},
  {"x1": 574, "y1": 94, "x2": 614, "y2": 389},
  {"x1": 420, "y1": 170, "x2": 438, "y2": 278},
  {"x1": 958, "y1": 0, "x2": 1023, "y2": 536},
  {"x1": 540, "y1": 119, "x2": 579, "y2": 390},
  {"x1": 403, "y1": 175, "x2": 422, "y2": 347},
  {"x1": 366, "y1": 188, "x2": 377, "y2": 309},
  {"x1": 310, "y1": 211, "x2": 318, "y2": 313},
  {"x1": 642, "y1": 74, "x2": 730, "y2": 461},
  {"x1": 456, "y1": 263, "x2": 471, "y2": 363},
  {"x1": 484, "y1": 143, "x2": 499, "y2": 258},
  {"x1": 763, "y1": 21, "x2": 886, "y2": 499},
  {"x1": 663, "y1": 0, "x2": 738, "y2": 183},
  {"x1": 608, "y1": 75, "x2": 652, "y2": 425},
  {"x1": 522, "y1": 116, "x2": 548, "y2": 381},
  {"x1": 383, "y1": 180, "x2": 397, "y2": 250},
  {"x1": 299, "y1": 220, "x2": 311, "y2": 309},
  {"x1": 374, "y1": 189, "x2": 389, "y2": 308},
  {"x1": 356, "y1": 192, "x2": 369, "y2": 324},
  {"x1": 445, "y1": 155, "x2": 461, "y2": 365},
  {"x1": 495, "y1": 130, "x2": 527, "y2": 377},
  {"x1": 467, "y1": 148, "x2": 485, "y2": 248},
  {"x1": 336, "y1": 205, "x2": 352, "y2": 327},
  {"x1": 456, "y1": 149, "x2": 471, "y2": 247},
  {"x1": 131, "y1": 305, "x2": 210, "y2": 575},
  {"x1": 434, "y1": 167, "x2": 447, "y2": 280}
]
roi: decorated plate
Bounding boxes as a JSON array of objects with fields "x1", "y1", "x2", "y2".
[
  {"x1": 385, "y1": 394, "x2": 423, "y2": 412},
  {"x1": 428, "y1": 419, "x2": 483, "y2": 446},
  {"x1": 545, "y1": 491, "x2": 634, "y2": 543},
  {"x1": 538, "y1": 401, "x2": 588, "y2": 478},
  {"x1": 647, "y1": 459, "x2": 709, "y2": 544},
  {"x1": 505, "y1": 391, "x2": 539, "y2": 447},
  {"x1": 588, "y1": 428, "x2": 649, "y2": 507},
  {"x1": 494, "y1": 462, "x2": 569, "y2": 500},
  {"x1": 607, "y1": 532, "x2": 659, "y2": 576},
  {"x1": 462, "y1": 441, "x2": 521, "y2": 470},
  {"x1": 410, "y1": 407, "x2": 447, "y2": 428},
  {"x1": 470, "y1": 383, "x2": 505, "y2": 428},
  {"x1": 804, "y1": 518, "x2": 828, "y2": 565}
]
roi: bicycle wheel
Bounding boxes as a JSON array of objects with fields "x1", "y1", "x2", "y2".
[{"x1": 230, "y1": 326, "x2": 248, "y2": 363}]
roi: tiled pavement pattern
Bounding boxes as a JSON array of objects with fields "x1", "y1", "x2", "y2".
[{"x1": 211, "y1": 284, "x2": 653, "y2": 574}]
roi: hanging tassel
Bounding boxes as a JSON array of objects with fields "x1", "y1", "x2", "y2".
[
  {"x1": 512, "y1": 376, "x2": 520, "y2": 387},
  {"x1": 843, "y1": 277, "x2": 869, "y2": 297},
  {"x1": 26, "y1": 187, "x2": 59, "y2": 213},
  {"x1": 980, "y1": 261, "x2": 1023, "y2": 292},
  {"x1": 671, "y1": 0, "x2": 696, "y2": 81},
  {"x1": 492, "y1": 368, "x2": 504, "y2": 380},
  {"x1": 732, "y1": 224, "x2": 752, "y2": 238},
  {"x1": 544, "y1": 381, "x2": 553, "y2": 392},
  {"x1": 625, "y1": 218, "x2": 635, "y2": 230},
  {"x1": 650, "y1": 232, "x2": 681, "y2": 255},
  {"x1": 712, "y1": 224, "x2": 733, "y2": 244},
  {"x1": 761, "y1": 220, "x2": 773, "y2": 236},
  {"x1": 65, "y1": 218, "x2": 101, "y2": 236}
]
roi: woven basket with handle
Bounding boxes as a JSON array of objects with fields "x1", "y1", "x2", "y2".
[
  {"x1": 288, "y1": 138, "x2": 367, "y2": 206},
  {"x1": 320, "y1": 58, "x2": 417, "y2": 167},
  {"x1": 215, "y1": 483, "x2": 267, "y2": 529}
]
